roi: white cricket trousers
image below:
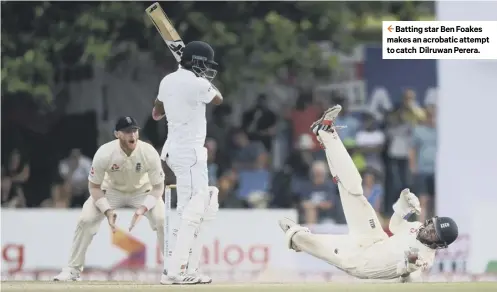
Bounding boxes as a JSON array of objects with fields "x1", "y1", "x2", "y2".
[
  {"x1": 165, "y1": 146, "x2": 210, "y2": 275},
  {"x1": 67, "y1": 189, "x2": 165, "y2": 272},
  {"x1": 291, "y1": 130, "x2": 388, "y2": 271}
]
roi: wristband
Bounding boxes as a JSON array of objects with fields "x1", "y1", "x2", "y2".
[
  {"x1": 142, "y1": 194, "x2": 157, "y2": 211},
  {"x1": 403, "y1": 211, "x2": 415, "y2": 220},
  {"x1": 95, "y1": 197, "x2": 111, "y2": 214}
]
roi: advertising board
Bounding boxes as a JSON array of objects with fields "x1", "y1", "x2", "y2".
[{"x1": 1, "y1": 209, "x2": 297, "y2": 281}]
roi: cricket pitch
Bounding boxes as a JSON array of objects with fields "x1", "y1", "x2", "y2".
[{"x1": 2, "y1": 282, "x2": 497, "y2": 292}]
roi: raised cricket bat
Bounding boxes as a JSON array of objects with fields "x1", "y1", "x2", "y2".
[{"x1": 145, "y1": 2, "x2": 184, "y2": 62}]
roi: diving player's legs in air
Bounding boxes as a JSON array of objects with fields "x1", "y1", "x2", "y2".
[
  {"x1": 311, "y1": 105, "x2": 387, "y2": 245},
  {"x1": 279, "y1": 106, "x2": 387, "y2": 270}
]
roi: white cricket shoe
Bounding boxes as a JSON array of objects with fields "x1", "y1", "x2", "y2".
[
  {"x1": 310, "y1": 105, "x2": 343, "y2": 135},
  {"x1": 188, "y1": 272, "x2": 212, "y2": 284},
  {"x1": 160, "y1": 272, "x2": 201, "y2": 285},
  {"x1": 53, "y1": 267, "x2": 81, "y2": 281}
]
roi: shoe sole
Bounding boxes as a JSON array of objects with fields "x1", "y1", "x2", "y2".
[
  {"x1": 310, "y1": 107, "x2": 340, "y2": 130},
  {"x1": 53, "y1": 278, "x2": 81, "y2": 282},
  {"x1": 160, "y1": 279, "x2": 202, "y2": 285},
  {"x1": 160, "y1": 282, "x2": 201, "y2": 285}
]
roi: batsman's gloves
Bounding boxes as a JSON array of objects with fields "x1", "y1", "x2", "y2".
[{"x1": 393, "y1": 188, "x2": 421, "y2": 220}]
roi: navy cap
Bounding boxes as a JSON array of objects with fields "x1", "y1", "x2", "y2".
[{"x1": 115, "y1": 116, "x2": 140, "y2": 132}]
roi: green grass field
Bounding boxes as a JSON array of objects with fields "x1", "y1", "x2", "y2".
[{"x1": 2, "y1": 282, "x2": 497, "y2": 292}]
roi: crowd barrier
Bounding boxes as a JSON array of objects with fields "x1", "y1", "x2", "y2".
[{"x1": 1, "y1": 209, "x2": 493, "y2": 282}]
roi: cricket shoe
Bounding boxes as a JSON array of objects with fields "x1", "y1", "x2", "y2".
[
  {"x1": 160, "y1": 272, "x2": 201, "y2": 285},
  {"x1": 53, "y1": 268, "x2": 82, "y2": 281},
  {"x1": 278, "y1": 217, "x2": 308, "y2": 252},
  {"x1": 310, "y1": 105, "x2": 343, "y2": 135},
  {"x1": 187, "y1": 271, "x2": 213, "y2": 284}
]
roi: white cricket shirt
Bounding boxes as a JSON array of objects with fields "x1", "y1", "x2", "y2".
[
  {"x1": 157, "y1": 68, "x2": 217, "y2": 156},
  {"x1": 345, "y1": 221, "x2": 436, "y2": 280},
  {"x1": 88, "y1": 140, "x2": 164, "y2": 194}
]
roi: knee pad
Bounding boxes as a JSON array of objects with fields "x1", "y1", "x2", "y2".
[
  {"x1": 203, "y1": 186, "x2": 219, "y2": 222},
  {"x1": 285, "y1": 225, "x2": 309, "y2": 252},
  {"x1": 181, "y1": 188, "x2": 210, "y2": 225}
]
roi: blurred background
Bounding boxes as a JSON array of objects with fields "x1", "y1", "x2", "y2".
[{"x1": 1, "y1": 1, "x2": 496, "y2": 282}]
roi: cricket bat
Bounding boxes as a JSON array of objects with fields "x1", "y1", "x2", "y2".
[{"x1": 145, "y1": 2, "x2": 185, "y2": 62}]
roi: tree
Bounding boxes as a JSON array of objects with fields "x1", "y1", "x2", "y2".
[
  {"x1": 1, "y1": 2, "x2": 146, "y2": 109},
  {"x1": 157, "y1": 2, "x2": 430, "y2": 95},
  {"x1": 2, "y1": 1, "x2": 432, "y2": 108}
]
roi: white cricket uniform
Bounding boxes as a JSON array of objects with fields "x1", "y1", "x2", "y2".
[
  {"x1": 291, "y1": 130, "x2": 435, "y2": 281},
  {"x1": 319, "y1": 219, "x2": 435, "y2": 280},
  {"x1": 156, "y1": 67, "x2": 217, "y2": 276},
  {"x1": 157, "y1": 67, "x2": 215, "y2": 212},
  {"x1": 65, "y1": 140, "x2": 165, "y2": 272}
]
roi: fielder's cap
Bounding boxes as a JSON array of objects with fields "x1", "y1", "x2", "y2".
[{"x1": 115, "y1": 116, "x2": 140, "y2": 132}]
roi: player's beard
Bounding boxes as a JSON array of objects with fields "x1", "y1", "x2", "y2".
[
  {"x1": 119, "y1": 137, "x2": 137, "y2": 155},
  {"x1": 417, "y1": 222, "x2": 439, "y2": 247}
]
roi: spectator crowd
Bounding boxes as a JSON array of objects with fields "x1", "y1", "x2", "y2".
[{"x1": 2, "y1": 88, "x2": 437, "y2": 230}]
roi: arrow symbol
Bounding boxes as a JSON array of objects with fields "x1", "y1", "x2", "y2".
[
  {"x1": 111, "y1": 228, "x2": 146, "y2": 269},
  {"x1": 388, "y1": 25, "x2": 393, "y2": 32}
]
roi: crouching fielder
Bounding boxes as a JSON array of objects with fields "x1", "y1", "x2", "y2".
[
  {"x1": 54, "y1": 116, "x2": 165, "y2": 281},
  {"x1": 279, "y1": 105, "x2": 459, "y2": 282}
]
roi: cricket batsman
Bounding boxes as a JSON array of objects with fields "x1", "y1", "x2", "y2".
[
  {"x1": 279, "y1": 105, "x2": 459, "y2": 282},
  {"x1": 152, "y1": 41, "x2": 223, "y2": 285},
  {"x1": 54, "y1": 117, "x2": 166, "y2": 281}
]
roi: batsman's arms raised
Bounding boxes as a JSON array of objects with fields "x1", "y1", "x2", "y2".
[
  {"x1": 389, "y1": 188, "x2": 422, "y2": 234},
  {"x1": 129, "y1": 145, "x2": 165, "y2": 231},
  {"x1": 198, "y1": 77, "x2": 222, "y2": 105}
]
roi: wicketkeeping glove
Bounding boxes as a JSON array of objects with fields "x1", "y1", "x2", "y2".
[
  {"x1": 397, "y1": 247, "x2": 427, "y2": 275},
  {"x1": 392, "y1": 188, "x2": 421, "y2": 219}
]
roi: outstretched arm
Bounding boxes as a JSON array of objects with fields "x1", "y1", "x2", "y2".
[{"x1": 389, "y1": 188, "x2": 422, "y2": 234}]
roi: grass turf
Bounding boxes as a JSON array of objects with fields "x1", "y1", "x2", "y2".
[{"x1": 2, "y1": 282, "x2": 497, "y2": 292}]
